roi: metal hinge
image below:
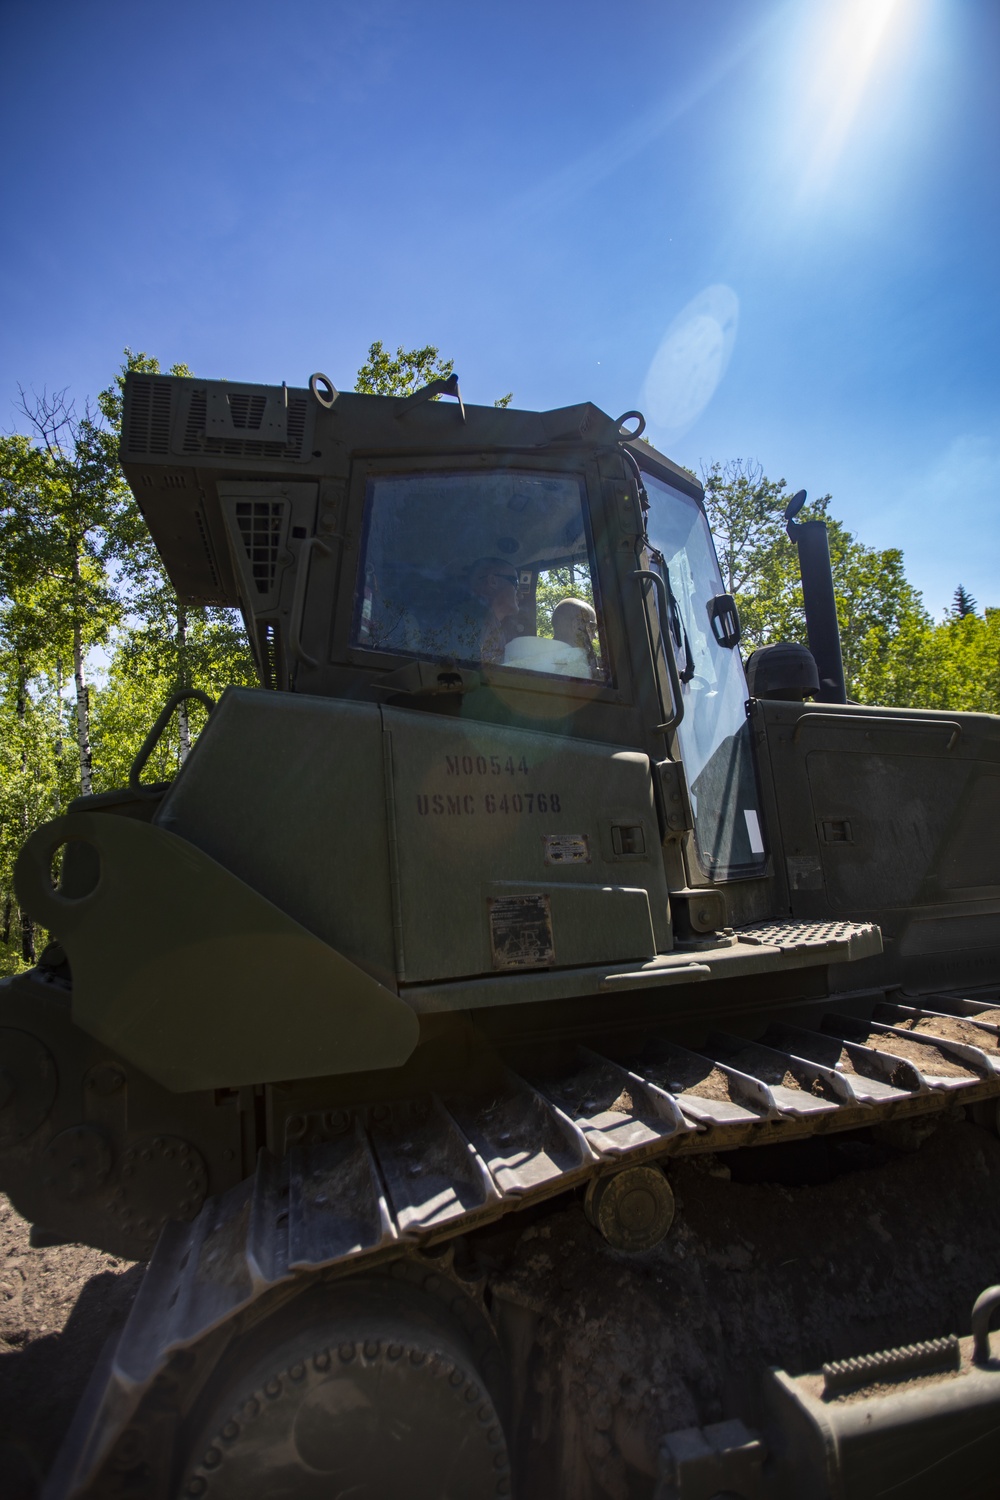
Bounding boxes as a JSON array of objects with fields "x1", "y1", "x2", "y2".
[{"x1": 655, "y1": 759, "x2": 694, "y2": 841}]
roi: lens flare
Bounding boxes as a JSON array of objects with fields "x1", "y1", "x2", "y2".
[{"x1": 642, "y1": 285, "x2": 739, "y2": 443}]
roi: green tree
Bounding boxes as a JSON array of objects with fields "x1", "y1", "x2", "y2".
[
  {"x1": 355, "y1": 341, "x2": 455, "y2": 399},
  {"x1": 951, "y1": 584, "x2": 977, "y2": 619},
  {"x1": 0, "y1": 396, "x2": 126, "y2": 794},
  {"x1": 355, "y1": 340, "x2": 512, "y2": 406},
  {"x1": 701, "y1": 459, "x2": 791, "y2": 601},
  {"x1": 700, "y1": 460, "x2": 935, "y2": 705},
  {"x1": 909, "y1": 608, "x2": 1000, "y2": 713}
]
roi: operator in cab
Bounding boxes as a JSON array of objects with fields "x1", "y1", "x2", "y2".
[
  {"x1": 550, "y1": 597, "x2": 599, "y2": 677},
  {"x1": 441, "y1": 557, "x2": 522, "y2": 665}
]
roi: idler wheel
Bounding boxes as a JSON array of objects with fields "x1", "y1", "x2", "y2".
[
  {"x1": 584, "y1": 1164, "x2": 675, "y2": 1251},
  {"x1": 178, "y1": 1279, "x2": 511, "y2": 1499}
]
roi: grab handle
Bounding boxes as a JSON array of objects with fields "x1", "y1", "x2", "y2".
[
  {"x1": 289, "y1": 536, "x2": 332, "y2": 668},
  {"x1": 129, "y1": 689, "x2": 216, "y2": 797},
  {"x1": 634, "y1": 569, "x2": 684, "y2": 736},
  {"x1": 972, "y1": 1285, "x2": 1000, "y2": 1364}
]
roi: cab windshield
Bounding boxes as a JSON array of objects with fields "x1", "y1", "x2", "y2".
[
  {"x1": 353, "y1": 470, "x2": 609, "y2": 682},
  {"x1": 641, "y1": 468, "x2": 768, "y2": 881}
]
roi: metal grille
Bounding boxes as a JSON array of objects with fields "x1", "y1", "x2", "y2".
[
  {"x1": 227, "y1": 393, "x2": 267, "y2": 429},
  {"x1": 183, "y1": 390, "x2": 308, "y2": 460},
  {"x1": 126, "y1": 379, "x2": 173, "y2": 455},
  {"x1": 235, "y1": 500, "x2": 285, "y2": 595}
]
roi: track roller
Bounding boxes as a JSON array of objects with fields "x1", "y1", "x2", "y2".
[
  {"x1": 177, "y1": 1278, "x2": 512, "y2": 1499},
  {"x1": 584, "y1": 1163, "x2": 675, "y2": 1251}
]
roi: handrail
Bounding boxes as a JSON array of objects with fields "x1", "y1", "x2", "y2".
[
  {"x1": 129, "y1": 689, "x2": 216, "y2": 797},
  {"x1": 288, "y1": 535, "x2": 332, "y2": 668},
  {"x1": 791, "y1": 711, "x2": 961, "y2": 749},
  {"x1": 972, "y1": 1285, "x2": 1000, "y2": 1365},
  {"x1": 633, "y1": 569, "x2": 684, "y2": 736}
]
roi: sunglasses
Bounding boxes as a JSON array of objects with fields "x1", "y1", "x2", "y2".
[{"x1": 491, "y1": 572, "x2": 520, "y2": 588}]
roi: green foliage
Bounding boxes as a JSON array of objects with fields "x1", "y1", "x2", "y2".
[
  {"x1": 0, "y1": 348, "x2": 256, "y2": 972},
  {"x1": 91, "y1": 613, "x2": 257, "y2": 793},
  {"x1": 355, "y1": 341, "x2": 455, "y2": 399},
  {"x1": 354, "y1": 340, "x2": 513, "y2": 407},
  {"x1": 0, "y1": 686, "x2": 60, "y2": 974},
  {"x1": 700, "y1": 460, "x2": 963, "y2": 707}
]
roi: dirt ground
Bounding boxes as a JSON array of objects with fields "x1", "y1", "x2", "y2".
[
  {"x1": 3, "y1": 1119, "x2": 1000, "y2": 1500},
  {"x1": 490, "y1": 1119, "x2": 1000, "y2": 1498},
  {"x1": 0, "y1": 1196, "x2": 142, "y2": 1500}
]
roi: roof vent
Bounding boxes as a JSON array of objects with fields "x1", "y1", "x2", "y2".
[{"x1": 126, "y1": 378, "x2": 173, "y2": 455}]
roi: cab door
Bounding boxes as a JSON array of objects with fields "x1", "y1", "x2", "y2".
[{"x1": 639, "y1": 465, "x2": 769, "y2": 884}]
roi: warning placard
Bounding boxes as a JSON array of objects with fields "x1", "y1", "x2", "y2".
[{"x1": 488, "y1": 893, "x2": 555, "y2": 970}]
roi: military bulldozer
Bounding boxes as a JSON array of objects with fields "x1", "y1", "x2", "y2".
[{"x1": 3, "y1": 369, "x2": 1000, "y2": 1498}]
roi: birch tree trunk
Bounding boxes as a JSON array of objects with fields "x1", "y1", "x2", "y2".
[
  {"x1": 54, "y1": 652, "x2": 64, "y2": 811},
  {"x1": 176, "y1": 598, "x2": 191, "y2": 763},
  {"x1": 73, "y1": 618, "x2": 92, "y2": 796},
  {"x1": 15, "y1": 658, "x2": 36, "y2": 964}
]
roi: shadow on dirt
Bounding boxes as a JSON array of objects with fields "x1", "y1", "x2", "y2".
[{"x1": 0, "y1": 1262, "x2": 145, "y2": 1499}]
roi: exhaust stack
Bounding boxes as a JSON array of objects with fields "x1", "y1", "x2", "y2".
[{"x1": 785, "y1": 490, "x2": 847, "y2": 704}]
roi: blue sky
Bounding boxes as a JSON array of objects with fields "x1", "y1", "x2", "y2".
[{"x1": 2, "y1": 0, "x2": 997, "y2": 617}]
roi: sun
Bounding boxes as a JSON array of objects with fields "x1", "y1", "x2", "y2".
[{"x1": 796, "y1": 0, "x2": 920, "y2": 197}]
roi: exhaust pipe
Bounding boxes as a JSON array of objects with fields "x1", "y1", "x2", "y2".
[{"x1": 785, "y1": 491, "x2": 847, "y2": 705}]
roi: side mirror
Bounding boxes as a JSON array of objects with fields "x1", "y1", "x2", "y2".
[{"x1": 707, "y1": 593, "x2": 741, "y2": 648}]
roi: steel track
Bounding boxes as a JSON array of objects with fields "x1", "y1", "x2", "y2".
[{"x1": 48, "y1": 988, "x2": 1000, "y2": 1499}]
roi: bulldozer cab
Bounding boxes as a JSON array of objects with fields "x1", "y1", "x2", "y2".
[
  {"x1": 122, "y1": 372, "x2": 766, "y2": 919},
  {"x1": 346, "y1": 458, "x2": 764, "y2": 885}
]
